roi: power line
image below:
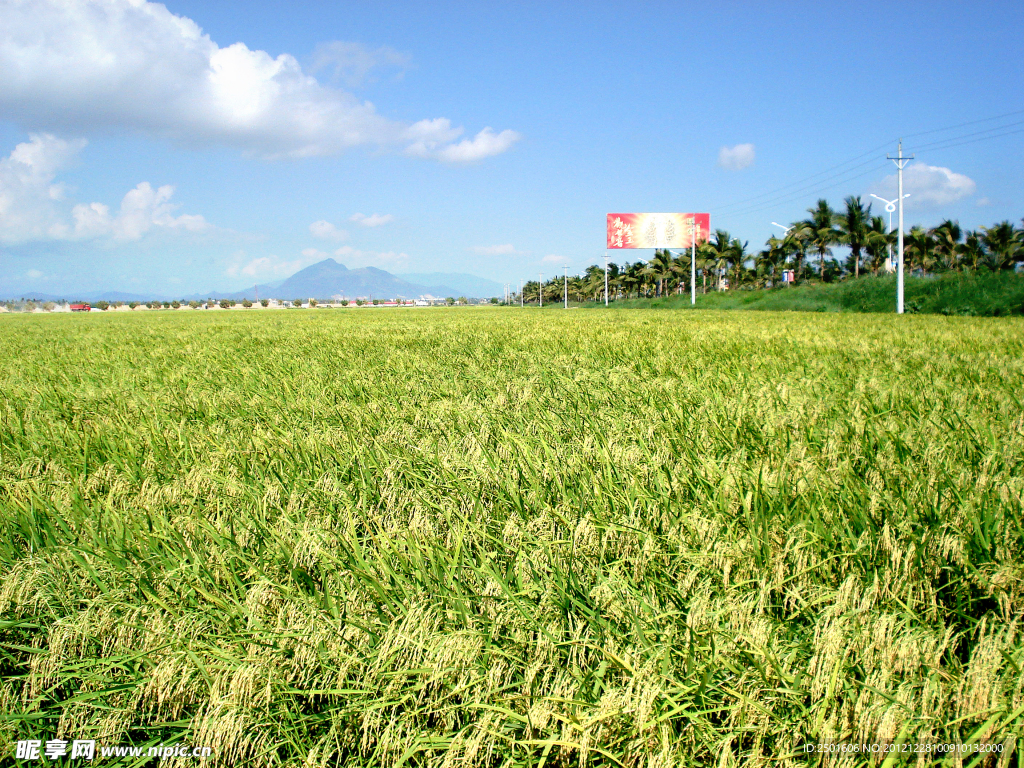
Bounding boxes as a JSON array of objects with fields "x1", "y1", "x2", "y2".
[
  {"x1": 720, "y1": 162, "x2": 888, "y2": 221},
  {"x1": 716, "y1": 114, "x2": 1022, "y2": 221},
  {"x1": 914, "y1": 126, "x2": 1024, "y2": 155},
  {"x1": 911, "y1": 119, "x2": 1024, "y2": 152},
  {"x1": 711, "y1": 140, "x2": 892, "y2": 213},
  {"x1": 901, "y1": 108, "x2": 1024, "y2": 140}
]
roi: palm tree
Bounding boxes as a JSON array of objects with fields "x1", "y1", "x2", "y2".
[
  {"x1": 980, "y1": 221, "x2": 1023, "y2": 270},
  {"x1": 960, "y1": 230, "x2": 985, "y2": 272},
  {"x1": 648, "y1": 249, "x2": 674, "y2": 297},
  {"x1": 757, "y1": 236, "x2": 786, "y2": 287},
  {"x1": 903, "y1": 226, "x2": 934, "y2": 276},
  {"x1": 783, "y1": 225, "x2": 811, "y2": 281},
  {"x1": 705, "y1": 230, "x2": 733, "y2": 290},
  {"x1": 801, "y1": 199, "x2": 840, "y2": 280},
  {"x1": 729, "y1": 237, "x2": 750, "y2": 289},
  {"x1": 696, "y1": 242, "x2": 717, "y2": 293},
  {"x1": 930, "y1": 220, "x2": 963, "y2": 272},
  {"x1": 836, "y1": 195, "x2": 871, "y2": 279},
  {"x1": 863, "y1": 215, "x2": 892, "y2": 275}
]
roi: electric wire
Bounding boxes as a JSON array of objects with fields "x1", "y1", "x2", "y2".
[
  {"x1": 914, "y1": 126, "x2": 1024, "y2": 156},
  {"x1": 911, "y1": 119, "x2": 1024, "y2": 152},
  {"x1": 709, "y1": 140, "x2": 893, "y2": 213},
  {"x1": 710, "y1": 109, "x2": 1023, "y2": 226},
  {"x1": 900, "y1": 108, "x2": 1024, "y2": 140}
]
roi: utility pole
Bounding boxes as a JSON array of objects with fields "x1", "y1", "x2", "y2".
[
  {"x1": 690, "y1": 218, "x2": 696, "y2": 306},
  {"x1": 520, "y1": 279, "x2": 523, "y2": 308},
  {"x1": 538, "y1": 273, "x2": 542, "y2": 307},
  {"x1": 604, "y1": 256, "x2": 609, "y2": 306},
  {"x1": 564, "y1": 265, "x2": 568, "y2": 309},
  {"x1": 887, "y1": 140, "x2": 913, "y2": 314}
]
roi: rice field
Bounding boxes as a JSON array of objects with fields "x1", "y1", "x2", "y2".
[{"x1": 1, "y1": 308, "x2": 1022, "y2": 767}]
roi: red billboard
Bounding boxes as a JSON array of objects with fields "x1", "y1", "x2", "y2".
[{"x1": 607, "y1": 213, "x2": 710, "y2": 249}]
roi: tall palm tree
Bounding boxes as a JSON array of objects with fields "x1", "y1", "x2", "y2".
[
  {"x1": 783, "y1": 225, "x2": 811, "y2": 281},
  {"x1": 863, "y1": 215, "x2": 892, "y2": 275},
  {"x1": 729, "y1": 237, "x2": 749, "y2": 289},
  {"x1": 696, "y1": 242, "x2": 716, "y2": 293},
  {"x1": 903, "y1": 227, "x2": 934, "y2": 276},
  {"x1": 705, "y1": 230, "x2": 733, "y2": 290},
  {"x1": 836, "y1": 195, "x2": 871, "y2": 279},
  {"x1": 980, "y1": 221, "x2": 1023, "y2": 270},
  {"x1": 960, "y1": 230, "x2": 985, "y2": 272},
  {"x1": 801, "y1": 199, "x2": 840, "y2": 280},
  {"x1": 757, "y1": 235, "x2": 786, "y2": 287},
  {"x1": 649, "y1": 249, "x2": 674, "y2": 297},
  {"x1": 931, "y1": 220, "x2": 963, "y2": 272}
]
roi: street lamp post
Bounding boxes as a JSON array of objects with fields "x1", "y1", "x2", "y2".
[
  {"x1": 870, "y1": 193, "x2": 910, "y2": 272},
  {"x1": 887, "y1": 140, "x2": 914, "y2": 314},
  {"x1": 604, "y1": 256, "x2": 609, "y2": 306}
]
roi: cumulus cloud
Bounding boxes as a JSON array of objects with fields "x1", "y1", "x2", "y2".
[
  {"x1": 349, "y1": 212, "x2": 394, "y2": 227},
  {"x1": 471, "y1": 244, "x2": 516, "y2": 256},
  {"x1": 876, "y1": 162, "x2": 977, "y2": 208},
  {"x1": 309, "y1": 41, "x2": 410, "y2": 87},
  {"x1": 542, "y1": 254, "x2": 564, "y2": 263},
  {"x1": 407, "y1": 126, "x2": 521, "y2": 163},
  {"x1": 0, "y1": 133, "x2": 208, "y2": 243},
  {"x1": 0, "y1": 0, "x2": 518, "y2": 161},
  {"x1": 309, "y1": 220, "x2": 348, "y2": 240},
  {"x1": 718, "y1": 143, "x2": 755, "y2": 171}
]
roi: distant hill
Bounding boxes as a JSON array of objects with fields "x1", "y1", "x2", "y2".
[
  {"x1": 2, "y1": 261, "x2": 503, "y2": 303},
  {"x1": 396, "y1": 272, "x2": 504, "y2": 299},
  {"x1": 215, "y1": 260, "x2": 488, "y2": 301}
]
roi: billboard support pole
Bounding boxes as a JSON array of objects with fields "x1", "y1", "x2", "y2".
[{"x1": 690, "y1": 218, "x2": 696, "y2": 306}]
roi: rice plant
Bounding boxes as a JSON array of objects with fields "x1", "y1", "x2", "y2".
[{"x1": 1, "y1": 309, "x2": 1022, "y2": 766}]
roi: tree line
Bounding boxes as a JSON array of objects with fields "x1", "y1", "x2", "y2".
[{"x1": 517, "y1": 198, "x2": 1024, "y2": 303}]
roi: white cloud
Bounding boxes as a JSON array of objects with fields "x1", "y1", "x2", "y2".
[
  {"x1": 976, "y1": 196, "x2": 992, "y2": 207},
  {"x1": 309, "y1": 41, "x2": 410, "y2": 87},
  {"x1": 471, "y1": 244, "x2": 516, "y2": 256},
  {"x1": 309, "y1": 220, "x2": 349, "y2": 240},
  {"x1": 349, "y1": 212, "x2": 394, "y2": 227},
  {"x1": 718, "y1": 143, "x2": 755, "y2": 171},
  {"x1": 876, "y1": 162, "x2": 977, "y2": 208},
  {"x1": 0, "y1": 133, "x2": 85, "y2": 242},
  {"x1": 0, "y1": 0, "x2": 518, "y2": 162},
  {"x1": 407, "y1": 126, "x2": 521, "y2": 163},
  {"x1": 334, "y1": 245, "x2": 409, "y2": 267},
  {"x1": 0, "y1": 133, "x2": 208, "y2": 243},
  {"x1": 26, "y1": 269, "x2": 43, "y2": 279},
  {"x1": 542, "y1": 254, "x2": 564, "y2": 263}
]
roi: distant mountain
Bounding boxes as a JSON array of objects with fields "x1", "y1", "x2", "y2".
[
  {"x1": 396, "y1": 272, "x2": 504, "y2": 299},
  {"x1": 2, "y1": 261, "x2": 503, "y2": 303},
  {"x1": 214, "y1": 260, "x2": 493, "y2": 301}
]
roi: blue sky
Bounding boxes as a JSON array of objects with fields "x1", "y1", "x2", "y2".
[{"x1": 1, "y1": 0, "x2": 1021, "y2": 297}]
